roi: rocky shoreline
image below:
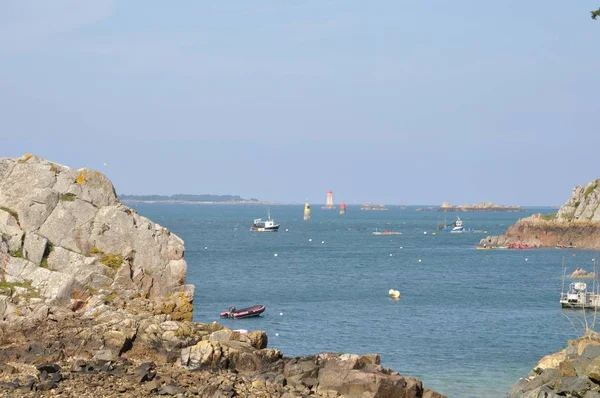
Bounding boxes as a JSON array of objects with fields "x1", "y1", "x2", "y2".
[
  {"x1": 0, "y1": 154, "x2": 443, "y2": 397},
  {"x1": 510, "y1": 330, "x2": 600, "y2": 397},
  {"x1": 482, "y1": 179, "x2": 600, "y2": 249}
]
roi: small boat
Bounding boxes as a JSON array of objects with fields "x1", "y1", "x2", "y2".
[
  {"x1": 220, "y1": 305, "x2": 266, "y2": 319},
  {"x1": 475, "y1": 245, "x2": 497, "y2": 250},
  {"x1": 450, "y1": 217, "x2": 465, "y2": 233},
  {"x1": 560, "y1": 282, "x2": 600, "y2": 309},
  {"x1": 560, "y1": 257, "x2": 600, "y2": 309},
  {"x1": 556, "y1": 244, "x2": 577, "y2": 249},
  {"x1": 250, "y1": 210, "x2": 280, "y2": 232},
  {"x1": 372, "y1": 228, "x2": 402, "y2": 236}
]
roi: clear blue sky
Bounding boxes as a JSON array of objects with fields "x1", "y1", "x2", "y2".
[{"x1": 1, "y1": 1, "x2": 598, "y2": 205}]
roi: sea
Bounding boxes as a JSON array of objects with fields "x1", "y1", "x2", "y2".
[{"x1": 128, "y1": 203, "x2": 597, "y2": 398}]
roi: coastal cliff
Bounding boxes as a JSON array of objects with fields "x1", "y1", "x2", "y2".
[
  {"x1": 482, "y1": 179, "x2": 600, "y2": 249},
  {"x1": 0, "y1": 154, "x2": 443, "y2": 397}
]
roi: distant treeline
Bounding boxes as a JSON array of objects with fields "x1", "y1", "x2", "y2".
[{"x1": 119, "y1": 194, "x2": 259, "y2": 202}]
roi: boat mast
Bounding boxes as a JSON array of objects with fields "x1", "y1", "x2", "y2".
[{"x1": 561, "y1": 255, "x2": 566, "y2": 296}]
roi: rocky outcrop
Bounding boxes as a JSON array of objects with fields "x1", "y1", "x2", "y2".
[
  {"x1": 0, "y1": 154, "x2": 444, "y2": 397},
  {"x1": 510, "y1": 330, "x2": 600, "y2": 397},
  {"x1": 439, "y1": 201, "x2": 521, "y2": 212},
  {"x1": 0, "y1": 154, "x2": 193, "y2": 323},
  {"x1": 482, "y1": 178, "x2": 600, "y2": 249}
]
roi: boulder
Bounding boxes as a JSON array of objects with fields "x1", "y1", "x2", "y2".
[{"x1": 23, "y1": 233, "x2": 48, "y2": 266}]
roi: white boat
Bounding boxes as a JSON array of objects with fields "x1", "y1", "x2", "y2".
[
  {"x1": 560, "y1": 257, "x2": 600, "y2": 309},
  {"x1": 372, "y1": 228, "x2": 402, "y2": 236},
  {"x1": 450, "y1": 217, "x2": 465, "y2": 233},
  {"x1": 560, "y1": 282, "x2": 600, "y2": 309},
  {"x1": 250, "y1": 211, "x2": 280, "y2": 232}
]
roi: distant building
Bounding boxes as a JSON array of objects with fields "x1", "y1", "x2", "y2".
[{"x1": 322, "y1": 190, "x2": 337, "y2": 209}]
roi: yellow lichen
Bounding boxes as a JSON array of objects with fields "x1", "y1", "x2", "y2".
[
  {"x1": 18, "y1": 154, "x2": 33, "y2": 163},
  {"x1": 75, "y1": 170, "x2": 87, "y2": 184}
]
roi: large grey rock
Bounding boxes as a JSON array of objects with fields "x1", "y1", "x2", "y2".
[
  {"x1": 0, "y1": 154, "x2": 192, "y2": 321},
  {"x1": 0, "y1": 156, "x2": 57, "y2": 213},
  {"x1": 54, "y1": 168, "x2": 117, "y2": 207},
  {"x1": 0, "y1": 224, "x2": 23, "y2": 254},
  {"x1": 38, "y1": 200, "x2": 98, "y2": 253},
  {"x1": 0, "y1": 208, "x2": 19, "y2": 227},
  {"x1": 17, "y1": 188, "x2": 59, "y2": 232},
  {"x1": 47, "y1": 246, "x2": 111, "y2": 289},
  {"x1": 23, "y1": 232, "x2": 47, "y2": 266}
]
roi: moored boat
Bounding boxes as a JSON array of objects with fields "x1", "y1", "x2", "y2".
[
  {"x1": 220, "y1": 305, "x2": 266, "y2": 319},
  {"x1": 250, "y1": 210, "x2": 280, "y2": 232},
  {"x1": 372, "y1": 228, "x2": 402, "y2": 236}
]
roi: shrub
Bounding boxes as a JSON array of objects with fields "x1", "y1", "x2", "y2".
[
  {"x1": 541, "y1": 213, "x2": 557, "y2": 221},
  {"x1": 100, "y1": 253, "x2": 123, "y2": 270}
]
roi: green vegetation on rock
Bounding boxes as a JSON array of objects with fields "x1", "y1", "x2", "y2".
[
  {"x1": 541, "y1": 213, "x2": 557, "y2": 221},
  {"x1": 593, "y1": 7, "x2": 600, "y2": 19},
  {"x1": 39, "y1": 242, "x2": 54, "y2": 269},
  {"x1": 584, "y1": 182, "x2": 598, "y2": 199},
  {"x1": 0, "y1": 280, "x2": 38, "y2": 298},
  {"x1": 59, "y1": 193, "x2": 77, "y2": 202},
  {"x1": 11, "y1": 247, "x2": 24, "y2": 259},
  {"x1": 91, "y1": 246, "x2": 123, "y2": 271}
]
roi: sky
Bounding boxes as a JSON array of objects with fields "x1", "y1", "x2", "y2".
[{"x1": 1, "y1": 1, "x2": 599, "y2": 206}]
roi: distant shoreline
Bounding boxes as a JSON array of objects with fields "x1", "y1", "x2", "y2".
[{"x1": 120, "y1": 199, "x2": 279, "y2": 205}]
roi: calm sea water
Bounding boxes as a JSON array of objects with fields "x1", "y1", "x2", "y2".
[{"x1": 129, "y1": 204, "x2": 596, "y2": 398}]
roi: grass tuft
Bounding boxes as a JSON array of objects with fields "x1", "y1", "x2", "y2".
[{"x1": 59, "y1": 193, "x2": 77, "y2": 202}]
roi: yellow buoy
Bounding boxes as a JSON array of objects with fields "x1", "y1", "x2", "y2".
[{"x1": 303, "y1": 201, "x2": 311, "y2": 221}]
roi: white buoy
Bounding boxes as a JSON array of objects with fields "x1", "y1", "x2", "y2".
[
  {"x1": 424, "y1": 231, "x2": 427, "y2": 235},
  {"x1": 275, "y1": 333, "x2": 279, "y2": 337},
  {"x1": 309, "y1": 238, "x2": 312, "y2": 242},
  {"x1": 400, "y1": 246, "x2": 403, "y2": 249},
  {"x1": 279, "y1": 312, "x2": 283, "y2": 316},
  {"x1": 285, "y1": 229, "x2": 289, "y2": 232},
  {"x1": 389, "y1": 253, "x2": 393, "y2": 257},
  {"x1": 274, "y1": 253, "x2": 278, "y2": 257},
  {"x1": 525, "y1": 258, "x2": 528, "y2": 261},
  {"x1": 321, "y1": 240, "x2": 325, "y2": 244},
  {"x1": 418, "y1": 259, "x2": 422, "y2": 263},
  {"x1": 432, "y1": 232, "x2": 436, "y2": 235},
  {"x1": 204, "y1": 247, "x2": 208, "y2": 250},
  {"x1": 389, "y1": 289, "x2": 401, "y2": 299}
]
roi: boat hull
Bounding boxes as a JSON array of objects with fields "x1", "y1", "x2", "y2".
[
  {"x1": 250, "y1": 225, "x2": 279, "y2": 232},
  {"x1": 220, "y1": 305, "x2": 266, "y2": 319}
]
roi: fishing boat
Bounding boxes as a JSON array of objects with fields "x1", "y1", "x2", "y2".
[
  {"x1": 250, "y1": 210, "x2": 280, "y2": 232},
  {"x1": 372, "y1": 228, "x2": 402, "y2": 236},
  {"x1": 560, "y1": 257, "x2": 600, "y2": 309},
  {"x1": 220, "y1": 305, "x2": 266, "y2": 319},
  {"x1": 450, "y1": 217, "x2": 465, "y2": 233}
]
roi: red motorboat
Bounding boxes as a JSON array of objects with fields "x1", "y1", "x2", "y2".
[{"x1": 220, "y1": 305, "x2": 265, "y2": 319}]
